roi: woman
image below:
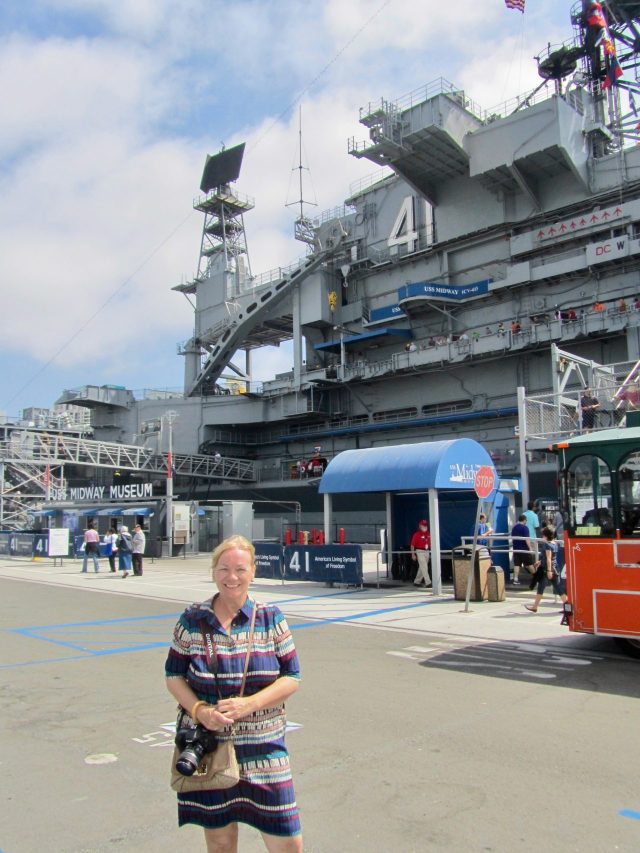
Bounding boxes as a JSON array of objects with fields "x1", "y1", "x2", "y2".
[
  {"x1": 525, "y1": 526, "x2": 568, "y2": 613},
  {"x1": 103, "y1": 527, "x2": 118, "y2": 573},
  {"x1": 117, "y1": 525, "x2": 133, "y2": 578},
  {"x1": 165, "y1": 535, "x2": 302, "y2": 852},
  {"x1": 81, "y1": 521, "x2": 100, "y2": 573}
]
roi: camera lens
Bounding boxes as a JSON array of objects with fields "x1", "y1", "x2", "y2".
[{"x1": 175, "y1": 745, "x2": 204, "y2": 776}]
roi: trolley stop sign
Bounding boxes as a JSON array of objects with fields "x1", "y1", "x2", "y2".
[{"x1": 474, "y1": 466, "x2": 496, "y2": 499}]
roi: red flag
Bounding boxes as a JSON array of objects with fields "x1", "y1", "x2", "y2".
[
  {"x1": 44, "y1": 464, "x2": 50, "y2": 488},
  {"x1": 505, "y1": 0, "x2": 525, "y2": 11},
  {"x1": 167, "y1": 451, "x2": 173, "y2": 479}
]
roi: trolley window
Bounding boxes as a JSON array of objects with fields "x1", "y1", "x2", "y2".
[
  {"x1": 566, "y1": 454, "x2": 614, "y2": 536},
  {"x1": 619, "y1": 450, "x2": 640, "y2": 536}
]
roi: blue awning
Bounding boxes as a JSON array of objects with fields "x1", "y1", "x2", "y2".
[
  {"x1": 94, "y1": 506, "x2": 126, "y2": 516},
  {"x1": 121, "y1": 506, "x2": 155, "y2": 517},
  {"x1": 314, "y1": 327, "x2": 412, "y2": 353},
  {"x1": 32, "y1": 509, "x2": 57, "y2": 518},
  {"x1": 319, "y1": 439, "x2": 496, "y2": 494}
]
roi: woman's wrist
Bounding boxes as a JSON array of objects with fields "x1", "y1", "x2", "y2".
[{"x1": 190, "y1": 699, "x2": 209, "y2": 722}]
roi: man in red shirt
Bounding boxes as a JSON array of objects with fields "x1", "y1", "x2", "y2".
[{"x1": 410, "y1": 519, "x2": 432, "y2": 587}]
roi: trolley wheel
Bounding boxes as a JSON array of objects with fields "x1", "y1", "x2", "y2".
[{"x1": 615, "y1": 637, "x2": 640, "y2": 659}]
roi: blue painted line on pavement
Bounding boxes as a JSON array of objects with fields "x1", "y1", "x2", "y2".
[
  {"x1": 619, "y1": 809, "x2": 640, "y2": 821},
  {"x1": 291, "y1": 598, "x2": 438, "y2": 629},
  {"x1": 0, "y1": 595, "x2": 437, "y2": 669}
]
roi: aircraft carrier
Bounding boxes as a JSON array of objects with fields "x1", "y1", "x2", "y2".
[{"x1": 7, "y1": 1, "x2": 640, "y2": 540}]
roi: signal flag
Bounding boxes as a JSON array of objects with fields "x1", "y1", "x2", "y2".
[
  {"x1": 505, "y1": 0, "x2": 525, "y2": 11},
  {"x1": 167, "y1": 451, "x2": 173, "y2": 479}
]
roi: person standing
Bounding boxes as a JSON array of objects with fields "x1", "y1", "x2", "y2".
[
  {"x1": 472, "y1": 512, "x2": 493, "y2": 556},
  {"x1": 118, "y1": 525, "x2": 133, "y2": 578},
  {"x1": 410, "y1": 519, "x2": 432, "y2": 587},
  {"x1": 580, "y1": 389, "x2": 600, "y2": 430},
  {"x1": 82, "y1": 521, "x2": 100, "y2": 573},
  {"x1": 510, "y1": 514, "x2": 533, "y2": 586},
  {"x1": 103, "y1": 527, "x2": 118, "y2": 572},
  {"x1": 552, "y1": 508, "x2": 564, "y2": 539},
  {"x1": 525, "y1": 527, "x2": 568, "y2": 613},
  {"x1": 132, "y1": 524, "x2": 146, "y2": 576},
  {"x1": 165, "y1": 535, "x2": 303, "y2": 851}
]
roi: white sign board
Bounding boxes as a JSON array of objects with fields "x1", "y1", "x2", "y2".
[
  {"x1": 586, "y1": 236, "x2": 629, "y2": 265},
  {"x1": 48, "y1": 528, "x2": 70, "y2": 558}
]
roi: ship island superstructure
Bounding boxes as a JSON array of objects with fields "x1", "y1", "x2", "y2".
[{"x1": 5, "y1": 1, "x2": 640, "y2": 538}]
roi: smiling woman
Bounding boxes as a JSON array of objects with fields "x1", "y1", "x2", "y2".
[{"x1": 165, "y1": 534, "x2": 303, "y2": 853}]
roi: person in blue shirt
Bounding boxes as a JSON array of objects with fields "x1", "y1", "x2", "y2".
[
  {"x1": 510, "y1": 514, "x2": 533, "y2": 585},
  {"x1": 472, "y1": 512, "x2": 493, "y2": 555},
  {"x1": 523, "y1": 501, "x2": 541, "y2": 556}
]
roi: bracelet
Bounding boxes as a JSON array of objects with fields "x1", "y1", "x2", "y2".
[{"x1": 190, "y1": 699, "x2": 208, "y2": 721}]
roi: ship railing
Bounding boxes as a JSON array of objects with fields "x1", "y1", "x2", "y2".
[
  {"x1": 359, "y1": 77, "x2": 486, "y2": 123},
  {"x1": 249, "y1": 254, "x2": 316, "y2": 289},
  {"x1": 348, "y1": 168, "x2": 394, "y2": 198},
  {"x1": 522, "y1": 379, "x2": 639, "y2": 442},
  {"x1": 312, "y1": 204, "x2": 355, "y2": 227},
  {"x1": 192, "y1": 187, "x2": 255, "y2": 210}
]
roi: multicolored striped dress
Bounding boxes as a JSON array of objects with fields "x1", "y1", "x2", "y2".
[{"x1": 165, "y1": 596, "x2": 301, "y2": 837}]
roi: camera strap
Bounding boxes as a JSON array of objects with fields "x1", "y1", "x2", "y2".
[{"x1": 200, "y1": 602, "x2": 257, "y2": 700}]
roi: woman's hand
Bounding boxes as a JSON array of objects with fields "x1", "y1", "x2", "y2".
[
  {"x1": 195, "y1": 704, "x2": 235, "y2": 731},
  {"x1": 215, "y1": 696, "x2": 255, "y2": 722}
]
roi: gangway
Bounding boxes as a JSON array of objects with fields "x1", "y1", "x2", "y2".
[
  {"x1": 0, "y1": 430, "x2": 256, "y2": 530},
  {"x1": 185, "y1": 231, "x2": 348, "y2": 397}
]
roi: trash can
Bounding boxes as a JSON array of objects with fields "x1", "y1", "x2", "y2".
[
  {"x1": 452, "y1": 548, "x2": 491, "y2": 601},
  {"x1": 487, "y1": 566, "x2": 505, "y2": 602}
]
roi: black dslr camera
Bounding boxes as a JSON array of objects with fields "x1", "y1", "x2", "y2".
[{"x1": 174, "y1": 725, "x2": 218, "y2": 776}]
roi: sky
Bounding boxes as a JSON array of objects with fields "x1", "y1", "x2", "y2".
[{"x1": 0, "y1": 0, "x2": 571, "y2": 417}]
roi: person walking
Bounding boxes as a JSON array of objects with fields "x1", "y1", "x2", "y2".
[
  {"x1": 523, "y1": 501, "x2": 541, "y2": 556},
  {"x1": 165, "y1": 534, "x2": 303, "y2": 851},
  {"x1": 103, "y1": 527, "x2": 118, "y2": 572},
  {"x1": 410, "y1": 519, "x2": 432, "y2": 587},
  {"x1": 82, "y1": 521, "x2": 100, "y2": 573},
  {"x1": 525, "y1": 527, "x2": 568, "y2": 613},
  {"x1": 510, "y1": 514, "x2": 533, "y2": 585},
  {"x1": 132, "y1": 524, "x2": 146, "y2": 576},
  {"x1": 118, "y1": 525, "x2": 133, "y2": 578}
]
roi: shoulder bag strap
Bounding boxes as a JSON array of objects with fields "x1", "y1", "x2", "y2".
[{"x1": 200, "y1": 601, "x2": 257, "y2": 698}]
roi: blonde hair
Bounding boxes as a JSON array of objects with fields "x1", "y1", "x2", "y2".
[{"x1": 211, "y1": 535, "x2": 255, "y2": 575}]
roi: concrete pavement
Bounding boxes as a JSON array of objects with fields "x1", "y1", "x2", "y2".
[{"x1": 0, "y1": 552, "x2": 589, "y2": 649}]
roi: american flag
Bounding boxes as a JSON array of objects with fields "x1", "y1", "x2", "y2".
[{"x1": 505, "y1": 0, "x2": 525, "y2": 11}]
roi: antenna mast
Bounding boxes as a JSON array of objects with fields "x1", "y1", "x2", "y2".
[{"x1": 286, "y1": 106, "x2": 317, "y2": 247}]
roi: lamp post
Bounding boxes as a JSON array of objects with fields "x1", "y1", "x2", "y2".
[{"x1": 163, "y1": 410, "x2": 178, "y2": 557}]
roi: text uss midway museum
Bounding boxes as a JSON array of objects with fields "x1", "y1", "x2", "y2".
[{"x1": 47, "y1": 483, "x2": 154, "y2": 502}]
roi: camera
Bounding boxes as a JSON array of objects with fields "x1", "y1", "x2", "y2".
[{"x1": 174, "y1": 725, "x2": 218, "y2": 776}]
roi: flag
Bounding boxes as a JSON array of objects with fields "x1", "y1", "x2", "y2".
[
  {"x1": 44, "y1": 464, "x2": 50, "y2": 489},
  {"x1": 505, "y1": 0, "x2": 525, "y2": 11},
  {"x1": 630, "y1": 92, "x2": 638, "y2": 118},
  {"x1": 167, "y1": 451, "x2": 173, "y2": 479}
]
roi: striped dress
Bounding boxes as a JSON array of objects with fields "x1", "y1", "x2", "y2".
[{"x1": 165, "y1": 596, "x2": 301, "y2": 837}]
